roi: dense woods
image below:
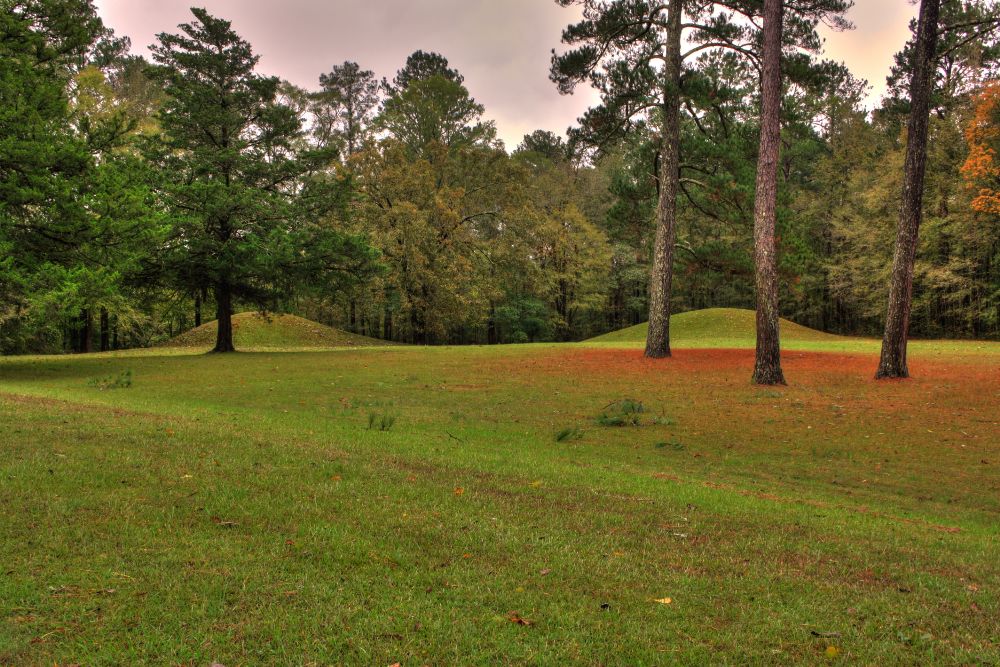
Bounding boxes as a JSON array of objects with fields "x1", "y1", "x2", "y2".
[{"x1": 2, "y1": 0, "x2": 1000, "y2": 356}]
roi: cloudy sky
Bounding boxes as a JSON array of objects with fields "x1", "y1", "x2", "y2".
[{"x1": 93, "y1": 0, "x2": 917, "y2": 148}]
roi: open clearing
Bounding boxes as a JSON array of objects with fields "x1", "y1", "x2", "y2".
[{"x1": 1, "y1": 311, "x2": 998, "y2": 664}]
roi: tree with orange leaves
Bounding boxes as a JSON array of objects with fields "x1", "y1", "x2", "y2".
[{"x1": 961, "y1": 81, "x2": 1000, "y2": 214}]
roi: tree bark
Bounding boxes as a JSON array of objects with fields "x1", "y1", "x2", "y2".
[
  {"x1": 194, "y1": 291, "x2": 202, "y2": 328},
  {"x1": 79, "y1": 309, "x2": 92, "y2": 354},
  {"x1": 876, "y1": 0, "x2": 941, "y2": 379},
  {"x1": 383, "y1": 305, "x2": 393, "y2": 341},
  {"x1": 751, "y1": 0, "x2": 787, "y2": 386},
  {"x1": 644, "y1": 0, "x2": 682, "y2": 359},
  {"x1": 99, "y1": 308, "x2": 110, "y2": 352},
  {"x1": 213, "y1": 283, "x2": 236, "y2": 353}
]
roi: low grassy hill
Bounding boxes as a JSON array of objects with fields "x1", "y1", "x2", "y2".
[
  {"x1": 589, "y1": 307, "x2": 844, "y2": 347},
  {"x1": 164, "y1": 312, "x2": 393, "y2": 350}
]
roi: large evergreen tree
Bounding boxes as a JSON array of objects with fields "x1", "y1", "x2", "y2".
[{"x1": 145, "y1": 8, "x2": 375, "y2": 353}]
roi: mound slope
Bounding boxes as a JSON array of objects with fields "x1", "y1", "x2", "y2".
[
  {"x1": 589, "y1": 307, "x2": 842, "y2": 345},
  {"x1": 164, "y1": 312, "x2": 393, "y2": 349}
]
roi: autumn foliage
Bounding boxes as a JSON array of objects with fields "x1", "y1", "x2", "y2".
[{"x1": 961, "y1": 81, "x2": 1000, "y2": 214}]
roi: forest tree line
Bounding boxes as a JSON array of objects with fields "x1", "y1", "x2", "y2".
[{"x1": 2, "y1": 0, "x2": 999, "y2": 355}]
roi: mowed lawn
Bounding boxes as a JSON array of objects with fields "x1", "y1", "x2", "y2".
[{"x1": 1, "y1": 323, "x2": 999, "y2": 663}]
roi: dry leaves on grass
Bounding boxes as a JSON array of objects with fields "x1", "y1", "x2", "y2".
[{"x1": 508, "y1": 611, "x2": 535, "y2": 626}]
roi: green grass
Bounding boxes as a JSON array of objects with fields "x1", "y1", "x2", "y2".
[
  {"x1": 589, "y1": 307, "x2": 1000, "y2": 356},
  {"x1": 589, "y1": 308, "x2": 841, "y2": 345},
  {"x1": 164, "y1": 311, "x2": 394, "y2": 350},
  {"x1": 1, "y1": 321, "x2": 998, "y2": 664}
]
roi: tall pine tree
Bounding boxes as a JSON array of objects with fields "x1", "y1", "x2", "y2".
[{"x1": 145, "y1": 8, "x2": 375, "y2": 353}]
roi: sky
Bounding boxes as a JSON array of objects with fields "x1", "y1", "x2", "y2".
[{"x1": 93, "y1": 0, "x2": 918, "y2": 149}]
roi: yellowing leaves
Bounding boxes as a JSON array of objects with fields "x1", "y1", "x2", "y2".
[{"x1": 652, "y1": 597, "x2": 672, "y2": 605}]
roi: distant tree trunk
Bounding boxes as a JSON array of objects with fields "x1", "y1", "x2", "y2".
[
  {"x1": 79, "y1": 309, "x2": 92, "y2": 354},
  {"x1": 194, "y1": 291, "x2": 202, "y2": 328},
  {"x1": 349, "y1": 300, "x2": 357, "y2": 333},
  {"x1": 877, "y1": 0, "x2": 941, "y2": 379},
  {"x1": 100, "y1": 308, "x2": 110, "y2": 352},
  {"x1": 645, "y1": 0, "x2": 682, "y2": 359},
  {"x1": 383, "y1": 305, "x2": 393, "y2": 341},
  {"x1": 487, "y1": 303, "x2": 498, "y2": 344},
  {"x1": 751, "y1": 0, "x2": 787, "y2": 386},
  {"x1": 213, "y1": 283, "x2": 236, "y2": 353}
]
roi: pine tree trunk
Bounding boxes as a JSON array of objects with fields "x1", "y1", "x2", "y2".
[
  {"x1": 194, "y1": 292, "x2": 202, "y2": 328},
  {"x1": 349, "y1": 300, "x2": 357, "y2": 333},
  {"x1": 877, "y1": 0, "x2": 941, "y2": 379},
  {"x1": 751, "y1": 0, "x2": 787, "y2": 386},
  {"x1": 213, "y1": 283, "x2": 236, "y2": 353},
  {"x1": 644, "y1": 0, "x2": 682, "y2": 359},
  {"x1": 100, "y1": 308, "x2": 110, "y2": 352}
]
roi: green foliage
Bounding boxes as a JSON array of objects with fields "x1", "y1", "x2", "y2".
[
  {"x1": 142, "y1": 8, "x2": 377, "y2": 351},
  {"x1": 376, "y1": 75, "x2": 495, "y2": 157},
  {"x1": 313, "y1": 60, "x2": 380, "y2": 156}
]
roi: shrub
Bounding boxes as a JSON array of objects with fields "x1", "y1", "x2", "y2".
[{"x1": 596, "y1": 398, "x2": 645, "y2": 427}]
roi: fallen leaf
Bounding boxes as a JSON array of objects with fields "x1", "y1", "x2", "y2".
[
  {"x1": 825, "y1": 645, "x2": 840, "y2": 658},
  {"x1": 508, "y1": 611, "x2": 534, "y2": 626},
  {"x1": 653, "y1": 597, "x2": 672, "y2": 605},
  {"x1": 453, "y1": 486, "x2": 465, "y2": 496},
  {"x1": 540, "y1": 568, "x2": 551, "y2": 576}
]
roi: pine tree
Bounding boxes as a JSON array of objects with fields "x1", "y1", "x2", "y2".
[
  {"x1": 314, "y1": 61, "x2": 380, "y2": 157},
  {"x1": 145, "y1": 8, "x2": 375, "y2": 353},
  {"x1": 877, "y1": 0, "x2": 943, "y2": 378}
]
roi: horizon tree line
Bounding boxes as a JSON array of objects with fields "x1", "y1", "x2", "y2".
[{"x1": 2, "y1": 0, "x2": 999, "y2": 378}]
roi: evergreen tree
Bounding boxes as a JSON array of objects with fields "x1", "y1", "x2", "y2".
[
  {"x1": 144, "y1": 8, "x2": 375, "y2": 353},
  {"x1": 392, "y1": 50, "x2": 464, "y2": 90},
  {"x1": 314, "y1": 61, "x2": 381, "y2": 157}
]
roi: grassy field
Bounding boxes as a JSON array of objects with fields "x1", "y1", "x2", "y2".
[{"x1": 1, "y1": 309, "x2": 998, "y2": 664}]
